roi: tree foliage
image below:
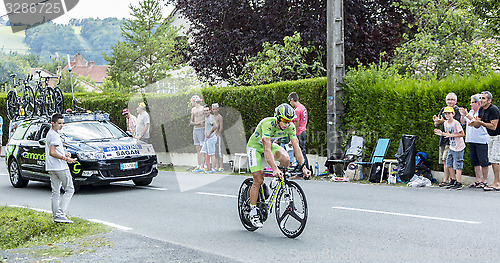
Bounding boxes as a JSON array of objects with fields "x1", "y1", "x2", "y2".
[
  {"x1": 237, "y1": 32, "x2": 326, "y2": 86},
  {"x1": 24, "y1": 22, "x2": 82, "y2": 64},
  {"x1": 104, "y1": 0, "x2": 187, "y2": 91},
  {"x1": 392, "y1": 0, "x2": 496, "y2": 79},
  {"x1": 468, "y1": 0, "x2": 500, "y2": 34},
  {"x1": 168, "y1": 0, "x2": 414, "y2": 83}
]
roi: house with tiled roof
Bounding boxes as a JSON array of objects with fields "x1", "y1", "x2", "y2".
[{"x1": 61, "y1": 52, "x2": 109, "y2": 86}]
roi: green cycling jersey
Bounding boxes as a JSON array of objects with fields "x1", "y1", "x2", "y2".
[{"x1": 247, "y1": 117, "x2": 297, "y2": 148}]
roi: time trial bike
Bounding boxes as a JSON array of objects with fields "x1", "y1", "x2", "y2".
[{"x1": 237, "y1": 165, "x2": 308, "y2": 238}]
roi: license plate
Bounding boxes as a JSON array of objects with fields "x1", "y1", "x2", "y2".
[{"x1": 120, "y1": 162, "x2": 138, "y2": 170}]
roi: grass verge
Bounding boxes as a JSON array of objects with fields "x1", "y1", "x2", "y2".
[{"x1": 0, "y1": 205, "x2": 109, "y2": 251}]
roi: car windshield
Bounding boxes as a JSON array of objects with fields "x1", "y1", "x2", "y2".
[{"x1": 60, "y1": 121, "x2": 127, "y2": 142}]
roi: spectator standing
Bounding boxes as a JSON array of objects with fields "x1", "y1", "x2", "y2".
[
  {"x1": 434, "y1": 106, "x2": 466, "y2": 190},
  {"x1": 433, "y1": 93, "x2": 461, "y2": 186},
  {"x1": 470, "y1": 91, "x2": 500, "y2": 191},
  {"x1": 135, "y1": 102, "x2": 150, "y2": 143},
  {"x1": 122, "y1": 108, "x2": 137, "y2": 135},
  {"x1": 45, "y1": 113, "x2": 76, "y2": 223},
  {"x1": 199, "y1": 105, "x2": 218, "y2": 173},
  {"x1": 288, "y1": 92, "x2": 309, "y2": 169},
  {"x1": 190, "y1": 95, "x2": 205, "y2": 172},
  {"x1": 459, "y1": 94, "x2": 490, "y2": 188},
  {"x1": 212, "y1": 103, "x2": 224, "y2": 172}
]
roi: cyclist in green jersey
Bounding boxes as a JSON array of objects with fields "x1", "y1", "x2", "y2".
[{"x1": 246, "y1": 103, "x2": 312, "y2": 227}]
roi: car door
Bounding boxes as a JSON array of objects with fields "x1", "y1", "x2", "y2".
[
  {"x1": 34, "y1": 124, "x2": 51, "y2": 177},
  {"x1": 18, "y1": 123, "x2": 43, "y2": 178}
]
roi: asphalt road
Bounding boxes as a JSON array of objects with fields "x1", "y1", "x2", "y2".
[{"x1": 1, "y1": 159, "x2": 500, "y2": 263}]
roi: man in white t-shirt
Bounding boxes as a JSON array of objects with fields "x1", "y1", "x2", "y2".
[
  {"x1": 459, "y1": 94, "x2": 490, "y2": 188},
  {"x1": 135, "y1": 102, "x2": 151, "y2": 143},
  {"x1": 45, "y1": 113, "x2": 76, "y2": 223}
]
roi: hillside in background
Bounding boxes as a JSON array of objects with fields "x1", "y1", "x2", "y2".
[
  {"x1": 0, "y1": 26, "x2": 28, "y2": 54},
  {"x1": 0, "y1": 18, "x2": 124, "y2": 65}
]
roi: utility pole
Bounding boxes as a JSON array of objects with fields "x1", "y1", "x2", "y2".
[{"x1": 326, "y1": 0, "x2": 345, "y2": 159}]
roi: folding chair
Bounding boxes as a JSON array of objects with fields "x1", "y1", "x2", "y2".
[
  {"x1": 324, "y1": 135, "x2": 364, "y2": 176},
  {"x1": 355, "y1": 138, "x2": 391, "y2": 183}
]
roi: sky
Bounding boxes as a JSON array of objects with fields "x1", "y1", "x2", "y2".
[{"x1": 0, "y1": 0, "x2": 174, "y2": 24}]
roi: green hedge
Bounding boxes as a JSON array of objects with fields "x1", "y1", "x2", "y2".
[
  {"x1": 343, "y1": 64, "x2": 500, "y2": 175},
  {"x1": 0, "y1": 79, "x2": 327, "y2": 156},
  {"x1": 2, "y1": 70, "x2": 499, "y2": 177}
]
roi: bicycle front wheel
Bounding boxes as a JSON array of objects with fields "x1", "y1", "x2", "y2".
[
  {"x1": 237, "y1": 178, "x2": 258, "y2": 232},
  {"x1": 6, "y1": 90, "x2": 19, "y2": 120},
  {"x1": 53, "y1": 87, "x2": 64, "y2": 113},
  {"x1": 34, "y1": 87, "x2": 44, "y2": 116},
  {"x1": 44, "y1": 87, "x2": 56, "y2": 116},
  {"x1": 22, "y1": 85, "x2": 35, "y2": 118},
  {"x1": 275, "y1": 180, "x2": 308, "y2": 238}
]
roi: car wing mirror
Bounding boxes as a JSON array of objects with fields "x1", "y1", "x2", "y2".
[
  {"x1": 38, "y1": 139, "x2": 46, "y2": 145},
  {"x1": 126, "y1": 131, "x2": 133, "y2": 137}
]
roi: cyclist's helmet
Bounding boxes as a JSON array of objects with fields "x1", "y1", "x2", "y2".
[{"x1": 274, "y1": 103, "x2": 295, "y2": 122}]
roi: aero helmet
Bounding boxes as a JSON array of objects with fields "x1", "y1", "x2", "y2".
[{"x1": 274, "y1": 103, "x2": 295, "y2": 122}]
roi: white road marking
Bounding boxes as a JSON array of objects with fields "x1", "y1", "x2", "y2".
[
  {"x1": 87, "y1": 219, "x2": 133, "y2": 231},
  {"x1": 113, "y1": 183, "x2": 167, "y2": 191},
  {"x1": 332, "y1": 206, "x2": 481, "y2": 224},
  {"x1": 197, "y1": 192, "x2": 237, "y2": 198}
]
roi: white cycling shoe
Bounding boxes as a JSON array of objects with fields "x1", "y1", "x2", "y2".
[{"x1": 250, "y1": 214, "x2": 263, "y2": 228}]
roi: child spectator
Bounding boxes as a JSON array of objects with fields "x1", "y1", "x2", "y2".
[{"x1": 434, "y1": 106, "x2": 466, "y2": 190}]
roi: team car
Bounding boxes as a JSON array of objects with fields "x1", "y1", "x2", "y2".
[{"x1": 5, "y1": 112, "x2": 158, "y2": 190}]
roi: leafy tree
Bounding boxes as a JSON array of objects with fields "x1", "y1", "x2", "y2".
[
  {"x1": 104, "y1": 0, "x2": 187, "y2": 92},
  {"x1": 79, "y1": 18, "x2": 125, "y2": 64},
  {"x1": 468, "y1": 0, "x2": 500, "y2": 34},
  {"x1": 24, "y1": 22, "x2": 83, "y2": 64},
  {"x1": 237, "y1": 32, "x2": 326, "y2": 86},
  {"x1": 100, "y1": 77, "x2": 129, "y2": 93},
  {"x1": 392, "y1": 0, "x2": 496, "y2": 79},
  {"x1": 168, "y1": 0, "x2": 413, "y2": 83},
  {"x1": 0, "y1": 51, "x2": 30, "y2": 86},
  {"x1": 57, "y1": 71, "x2": 87, "y2": 93}
]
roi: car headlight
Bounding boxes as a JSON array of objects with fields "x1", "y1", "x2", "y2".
[{"x1": 77, "y1": 151, "x2": 105, "y2": 161}]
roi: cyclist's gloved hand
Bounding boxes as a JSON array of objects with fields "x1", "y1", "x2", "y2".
[
  {"x1": 273, "y1": 168, "x2": 283, "y2": 179},
  {"x1": 303, "y1": 167, "x2": 312, "y2": 180}
]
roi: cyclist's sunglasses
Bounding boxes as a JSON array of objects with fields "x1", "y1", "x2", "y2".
[{"x1": 280, "y1": 117, "x2": 292, "y2": 123}]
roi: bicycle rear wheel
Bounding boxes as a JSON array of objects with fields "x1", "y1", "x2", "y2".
[
  {"x1": 44, "y1": 87, "x2": 56, "y2": 116},
  {"x1": 22, "y1": 85, "x2": 35, "y2": 118},
  {"x1": 237, "y1": 178, "x2": 258, "y2": 232},
  {"x1": 33, "y1": 87, "x2": 44, "y2": 116},
  {"x1": 275, "y1": 180, "x2": 308, "y2": 238},
  {"x1": 53, "y1": 87, "x2": 64, "y2": 113},
  {"x1": 6, "y1": 90, "x2": 19, "y2": 120}
]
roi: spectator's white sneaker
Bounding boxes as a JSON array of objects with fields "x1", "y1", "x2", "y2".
[{"x1": 53, "y1": 216, "x2": 73, "y2": 223}]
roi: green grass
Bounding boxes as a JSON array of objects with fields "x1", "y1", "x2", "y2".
[
  {"x1": 0, "y1": 26, "x2": 28, "y2": 54},
  {"x1": 0, "y1": 205, "x2": 109, "y2": 250}
]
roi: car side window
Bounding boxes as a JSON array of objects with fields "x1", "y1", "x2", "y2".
[
  {"x1": 24, "y1": 123, "x2": 40, "y2": 141},
  {"x1": 11, "y1": 122, "x2": 30, "y2": 140},
  {"x1": 38, "y1": 125, "x2": 50, "y2": 140}
]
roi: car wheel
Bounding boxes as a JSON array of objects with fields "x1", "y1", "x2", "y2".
[
  {"x1": 9, "y1": 160, "x2": 29, "y2": 188},
  {"x1": 133, "y1": 178, "x2": 153, "y2": 186}
]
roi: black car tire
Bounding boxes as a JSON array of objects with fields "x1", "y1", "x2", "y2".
[
  {"x1": 9, "y1": 160, "x2": 29, "y2": 188},
  {"x1": 133, "y1": 178, "x2": 153, "y2": 186}
]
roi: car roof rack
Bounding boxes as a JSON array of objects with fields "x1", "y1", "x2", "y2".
[{"x1": 63, "y1": 111, "x2": 110, "y2": 123}]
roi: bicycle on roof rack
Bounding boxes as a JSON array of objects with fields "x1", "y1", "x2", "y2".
[
  {"x1": 6, "y1": 74, "x2": 35, "y2": 120},
  {"x1": 237, "y1": 164, "x2": 308, "y2": 238},
  {"x1": 33, "y1": 70, "x2": 64, "y2": 116}
]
